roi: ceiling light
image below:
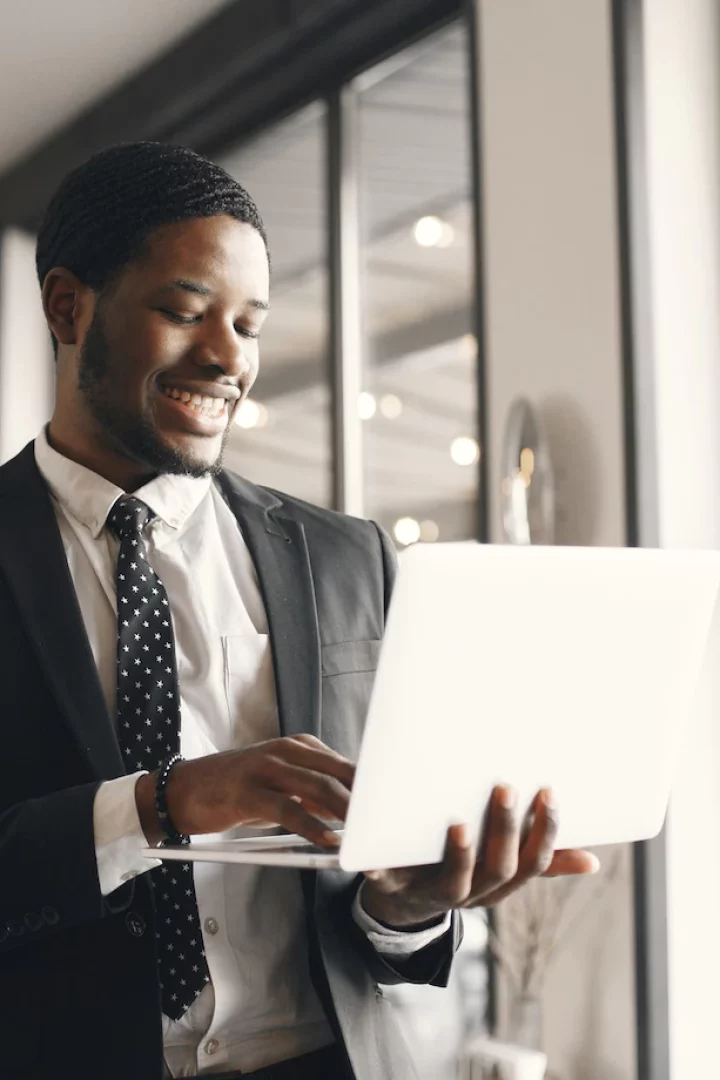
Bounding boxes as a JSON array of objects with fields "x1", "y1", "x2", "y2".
[
  {"x1": 379, "y1": 394, "x2": 403, "y2": 419},
  {"x1": 450, "y1": 436, "x2": 480, "y2": 467},
  {"x1": 436, "y1": 223, "x2": 455, "y2": 248},
  {"x1": 460, "y1": 333, "x2": 477, "y2": 361},
  {"x1": 393, "y1": 517, "x2": 421, "y2": 546},
  {"x1": 235, "y1": 399, "x2": 268, "y2": 429},
  {"x1": 358, "y1": 392, "x2": 377, "y2": 420},
  {"x1": 420, "y1": 520, "x2": 440, "y2": 542},
  {"x1": 413, "y1": 216, "x2": 454, "y2": 248}
]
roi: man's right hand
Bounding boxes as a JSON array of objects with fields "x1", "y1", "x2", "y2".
[{"x1": 135, "y1": 734, "x2": 354, "y2": 847}]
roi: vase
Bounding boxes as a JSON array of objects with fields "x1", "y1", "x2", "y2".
[{"x1": 507, "y1": 993, "x2": 543, "y2": 1053}]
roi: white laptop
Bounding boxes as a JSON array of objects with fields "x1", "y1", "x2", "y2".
[{"x1": 143, "y1": 543, "x2": 720, "y2": 873}]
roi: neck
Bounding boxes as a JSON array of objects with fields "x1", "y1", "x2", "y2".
[{"x1": 46, "y1": 418, "x2": 156, "y2": 493}]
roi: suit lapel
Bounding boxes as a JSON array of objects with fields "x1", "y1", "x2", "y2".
[
  {"x1": 0, "y1": 445, "x2": 123, "y2": 778},
  {"x1": 216, "y1": 472, "x2": 322, "y2": 740},
  {"x1": 0, "y1": 447, "x2": 322, "y2": 775}
]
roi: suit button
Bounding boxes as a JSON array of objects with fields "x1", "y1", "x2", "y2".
[
  {"x1": 6, "y1": 920, "x2": 24, "y2": 938},
  {"x1": 41, "y1": 906, "x2": 60, "y2": 927},
  {"x1": 125, "y1": 912, "x2": 146, "y2": 938},
  {"x1": 24, "y1": 913, "x2": 43, "y2": 933}
]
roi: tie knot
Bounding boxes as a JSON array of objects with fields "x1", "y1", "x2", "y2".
[{"x1": 107, "y1": 496, "x2": 153, "y2": 541}]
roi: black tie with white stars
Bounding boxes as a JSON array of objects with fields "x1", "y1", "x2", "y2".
[{"x1": 106, "y1": 495, "x2": 210, "y2": 1020}]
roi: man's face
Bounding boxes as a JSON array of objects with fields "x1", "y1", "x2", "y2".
[{"x1": 57, "y1": 214, "x2": 270, "y2": 484}]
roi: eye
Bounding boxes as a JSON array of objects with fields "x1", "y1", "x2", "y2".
[
  {"x1": 236, "y1": 326, "x2": 260, "y2": 340},
  {"x1": 159, "y1": 310, "x2": 201, "y2": 325}
]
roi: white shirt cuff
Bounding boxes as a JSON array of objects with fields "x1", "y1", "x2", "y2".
[
  {"x1": 351, "y1": 881, "x2": 452, "y2": 957},
  {"x1": 93, "y1": 772, "x2": 161, "y2": 896}
]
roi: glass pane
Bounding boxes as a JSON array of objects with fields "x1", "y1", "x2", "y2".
[
  {"x1": 358, "y1": 23, "x2": 477, "y2": 548},
  {"x1": 217, "y1": 105, "x2": 331, "y2": 506},
  {"x1": 356, "y1": 21, "x2": 488, "y2": 1078}
]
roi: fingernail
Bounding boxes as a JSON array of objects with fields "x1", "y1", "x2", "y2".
[
  {"x1": 588, "y1": 854, "x2": 601, "y2": 874},
  {"x1": 456, "y1": 823, "x2": 473, "y2": 848},
  {"x1": 323, "y1": 830, "x2": 341, "y2": 846},
  {"x1": 365, "y1": 870, "x2": 381, "y2": 881},
  {"x1": 542, "y1": 788, "x2": 558, "y2": 810},
  {"x1": 498, "y1": 785, "x2": 517, "y2": 809}
]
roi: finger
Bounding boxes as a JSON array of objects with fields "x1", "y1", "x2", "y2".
[
  {"x1": 269, "y1": 760, "x2": 352, "y2": 822},
  {"x1": 543, "y1": 849, "x2": 600, "y2": 877},
  {"x1": 471, "y1": 786, "x2": 520, "y2": 896},
  {"x1": 436, "y1": 823, "x2": 476, "y2": 906},
  {"x1": 260, "y1": 792, "x2": 342, "y2": 847},
  {"x1": 515, "y1": 789, "x2": 560, "y2": 880},
  {"x1": 361, "y1": 826, "x2": 474, "y2": 892},
  {"x1": 276, "y1": 740, "x2": 356, "y2": 789},
  {"x1": 291, "y1": 734, "x2": 330, "y2": 748},
  {"x1": 478, "y1": 789, "x2": 559, "y2": 906},
  {"x1": 367, "y1": 826, "x2": 475, "y2": 899},
  {"x1": 291, "y1": 734, "x2": 354, "y2": 766}
]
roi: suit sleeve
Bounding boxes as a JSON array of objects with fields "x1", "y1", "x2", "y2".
[
  {"x1": 331, "y1": 520, "x2": 463, "y2": 986},
  {"x1": 373, "y1": 520, "x2": 398, "y2": 619},
  {"x1": 0, "y1": 784, "x2": 135, "y2": 953},
  {"x1": 333, "y1": 875, "x2": 464, "y2": 987}
]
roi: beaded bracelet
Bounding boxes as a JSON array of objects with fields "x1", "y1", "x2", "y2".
[{"x1": 155, "y1": 753, "x2": 189, "y2": 846}]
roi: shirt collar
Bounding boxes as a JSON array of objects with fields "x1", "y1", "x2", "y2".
[{"x1": 34, "y1": 426, "x2": 213, "y2": 539}]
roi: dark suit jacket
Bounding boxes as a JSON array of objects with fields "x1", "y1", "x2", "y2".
[{"x1": 0, "y1": 442, "x2": 460, "y2": 1080}]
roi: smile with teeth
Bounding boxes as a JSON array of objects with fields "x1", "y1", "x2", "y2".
[{"x1": 161, "y1": 385, "x2": 228, "y2": 418}]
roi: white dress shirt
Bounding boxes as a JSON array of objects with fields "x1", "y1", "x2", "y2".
[{"x1": 34, "y1": 429, "x2": 449, "y2": 1077}]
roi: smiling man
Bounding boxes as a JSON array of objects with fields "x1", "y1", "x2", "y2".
[{"x1": 0, "y1": 143, "x2": 597, "y2": 1080}]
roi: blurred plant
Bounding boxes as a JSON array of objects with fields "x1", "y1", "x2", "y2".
[{"x1": 487, "y1": 847, "x2": 624, "y2": 998}]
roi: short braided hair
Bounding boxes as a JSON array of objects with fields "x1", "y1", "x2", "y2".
[{"x1": 36, "y1": 141, "x2": 267, "y2": 295}]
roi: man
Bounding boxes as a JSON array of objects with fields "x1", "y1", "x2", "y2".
[{"x1": 0, "y1": 143, "x2": 597, "y2": 1080}]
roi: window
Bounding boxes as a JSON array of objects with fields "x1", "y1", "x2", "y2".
[
  {"x1": 217, "y1": 106, "x2": 331, "y2": 506},
  {"x1": 357, "y1": 25, "x2": 478, "y2": 549}
]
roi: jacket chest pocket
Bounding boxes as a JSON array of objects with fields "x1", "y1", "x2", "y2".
[
  {"x1": 321, "y1": 639, "x2": 381, "y2": 677},
  {"x1": 320, "y1": 639, "x2": 381, "y2": 761}
]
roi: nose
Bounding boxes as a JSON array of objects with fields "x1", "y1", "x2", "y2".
[{"x1": 192, "y1": 319, "x2": 252, "y2": 383}]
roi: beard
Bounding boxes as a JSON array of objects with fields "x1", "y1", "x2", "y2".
[{"x1": 78, "y1": 307, "x2": 231, "y2": 481}]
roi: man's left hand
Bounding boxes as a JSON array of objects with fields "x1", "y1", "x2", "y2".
[{"x1": 360, "y1": 785, "x2": 600, "y2": 930}]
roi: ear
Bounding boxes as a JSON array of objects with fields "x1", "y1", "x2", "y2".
[{"x1": 41, "y1": 267, "x2": 94, "y2": 348}]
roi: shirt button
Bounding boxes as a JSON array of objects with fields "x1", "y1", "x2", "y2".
[
  {"x1": 204, "y1": 917, "x2": 219, "y2": 935},
  {"x1": 205, "y1": 1039, "x2": 219, "y2": 1056},
  {"x1": 41, "y1": 906, "x2": 60, "y2": 927},
  {"x1": 125, "y1": 912, "x2": 146, "y2": 938}
]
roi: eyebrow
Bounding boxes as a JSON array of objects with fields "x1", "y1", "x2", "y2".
[
  {"x1": 161, "y1": 278, "x2": 211, "y2": 297},
  {"x1": 159, "y1": 279, "x2": 269, "y2": 311}
]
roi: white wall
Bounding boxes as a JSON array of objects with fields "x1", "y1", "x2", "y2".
[
  {"x1": 0, "y1": 228, "x2": 54, "y2": 462},
  {"x1": 479, "y1": 0, "x2": 626, "y2": 551},
  {"x1": 477, "y1": 2, "x2": 636, "y2": 1077},
  {"x1": 641, "y1": 1, "x2": 720, "y2": 1077}
]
